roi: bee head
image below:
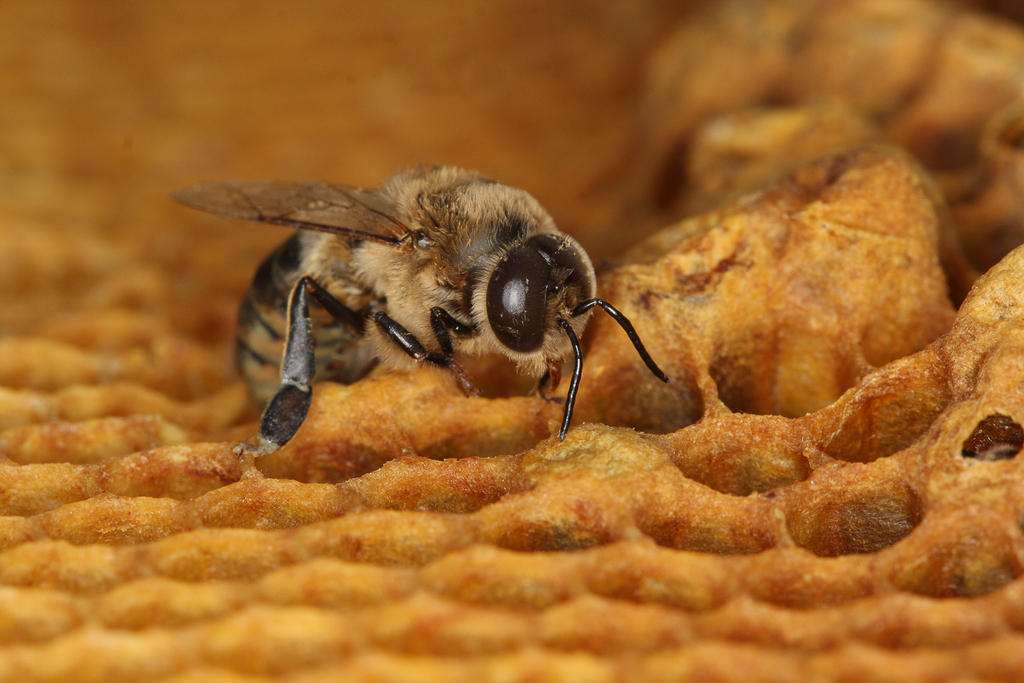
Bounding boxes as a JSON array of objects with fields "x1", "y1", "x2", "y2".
[{"x1": 483, "y1": 233, "x2": 597, "y2": 364}]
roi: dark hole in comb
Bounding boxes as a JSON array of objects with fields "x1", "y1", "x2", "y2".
[{"x1": 961, "y1": 414, "x2": 1023, "y2": 461}]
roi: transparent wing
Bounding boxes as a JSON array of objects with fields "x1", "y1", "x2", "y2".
[{"x1": 171, "y1": 180, "x2": 411, "y2": 245}]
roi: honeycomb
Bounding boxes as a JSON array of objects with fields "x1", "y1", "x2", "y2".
[
  {"x1": 636, "y1": 0, "x2": 1024, "y2": 275},
  {"x1": 6, "y1": 1, "x2": 1024, "y2": 682}
]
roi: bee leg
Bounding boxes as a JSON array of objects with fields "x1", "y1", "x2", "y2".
[
  {"x1": 429, "y1": 307, "x2": 474, "y2": 355},
  {"x1": 255, "y1": 276, "x2": 363, "y2": 456},
  {"x1": 373, "y1": 311, "x2": 479, "y2": 396},
  {"x1": 429, "y1": 307, "x2": 480, "y2": 396},
  {"x1": 302, "y1": 277, "x2": 367, "y2": 334},
  {"x1": 534, "y1": 370, "x2": 566, "y2": 405}
]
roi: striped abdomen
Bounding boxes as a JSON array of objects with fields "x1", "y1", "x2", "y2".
[{"x1": 235, "y1": 233, "x2": 378, "y2": 405}]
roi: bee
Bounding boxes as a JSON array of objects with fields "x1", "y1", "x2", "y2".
[{"x1": 173, "y1": 166, "x2": 668, "y2": 455}]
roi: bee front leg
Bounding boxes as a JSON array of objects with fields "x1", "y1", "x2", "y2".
[
  {"x1": 373, "y1": 311, "x2": 479, "y2": 396},
  {"x1": 534, "y1": 369, "x2": 566, "y2": 405},
  {"x1": 254, "y1": 276, "x2": 363, "y2": 456},
  {"x1": 429, "y1": 307, "x2": 480, "y2": 396}
]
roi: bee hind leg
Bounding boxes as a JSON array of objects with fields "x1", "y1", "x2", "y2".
[
  {"x1": 373, "y1": 311, "x2": 479, "y2": 396},
  {"x1": 255, "y1": 276, "x2": 364, "y2": 456}
]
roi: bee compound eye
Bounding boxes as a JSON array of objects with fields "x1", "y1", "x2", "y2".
[
  {"x1": 486, "y1": 244, "x2": 550, "y2": 352},
  {"x1": 529, "y1": 234, "x2": 593, "y2": 297}
]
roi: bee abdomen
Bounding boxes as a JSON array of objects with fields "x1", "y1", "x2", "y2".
[
  {"x1": 236, "y1": 291, "x2": 288, "y2": 405},
  {"x1": 236, "y1": 233, "x2": 377, "y2": 406}
]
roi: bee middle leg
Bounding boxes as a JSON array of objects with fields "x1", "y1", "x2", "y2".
[
  {"x1": 373, "y1": 311, "x2": 479, "y2": 396},
  {"x1": 255, "y1": 276, "x2": 365, "y2": 455}
]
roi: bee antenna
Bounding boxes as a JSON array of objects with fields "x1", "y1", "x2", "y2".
[
  {"x1": 556, "y1": 318, "x2": 583, "y2": 441},
  {"x1": 572, "y1": 298, "x2": 670, "y2": 383}
]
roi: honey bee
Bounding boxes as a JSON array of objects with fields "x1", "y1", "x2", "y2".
[{"x1": 173, "y1": 166, "x2": 668, "y2": 455}]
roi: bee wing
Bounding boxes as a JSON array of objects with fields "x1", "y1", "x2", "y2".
[{"x1": 171, "y1": 180, "x2": 411, "y2": 245}]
